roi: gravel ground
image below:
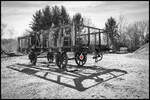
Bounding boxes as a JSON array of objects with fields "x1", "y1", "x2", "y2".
[{"x1": 1, "y1": 53, "x2": 149, "y2": 99}]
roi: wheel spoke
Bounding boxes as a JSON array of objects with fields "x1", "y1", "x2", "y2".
[
  {"x1": 81, "y1": 61, "x2": 83, "y2": 65},
  {"x1": 79, "y1": 61, "x2": 81, "y2": 65}
]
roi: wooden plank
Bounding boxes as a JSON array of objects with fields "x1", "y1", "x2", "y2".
[
  {"x1": 83, "y1": 25, "x2": 103, "y2": 30},
  {"x1": 99, "y1": 30, "x2": 101, "y2": 49},
  {"x1": 94, "y1": 33, "x2": 96, "y2": 47},
  {"x1": 76, "y1": 31, "x2": 105, "y2": 36},
  {"x1": 88, "y1": 27, "x2": 90, "y2": 46},
  {"x1": 17, "y1": 38, "x2": 20, "y2": 52},
  {"x1": 75, "y1": 25, "x2": 77, "y2": 46}
]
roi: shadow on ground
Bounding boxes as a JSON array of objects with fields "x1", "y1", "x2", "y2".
[{"x1": 7, "y1": 62, "x2": 127, "y2": 91}]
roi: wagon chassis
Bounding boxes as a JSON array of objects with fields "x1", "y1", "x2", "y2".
[{"x1": 18, "y1": 24, "x2": 109, "y2": 71}]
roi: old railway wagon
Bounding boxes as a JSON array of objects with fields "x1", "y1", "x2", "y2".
[{"x1": 18, "y1": 23, "x2": 109, "y2": 70}]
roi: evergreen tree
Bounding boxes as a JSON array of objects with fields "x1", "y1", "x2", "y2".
[
  {"x1": 30, "y1": 9, "x2": 43, "y2": 32},
  {"x1": 105, "y1": 17, "x2": 119, "y2": 51},
  {"x1": 42, "y1": 5, "x2": 53, "y2": 30},
  {"x1": 29, "y1": 5, "x2": 85, "y2": 47},
  {"x1": 52, "y1": 6, "x2": 61, "y2": 27},
  {"x1": 72, "y1": 13, "x2": 84, "y2": 32},
  {"x1": 60, "y1": 6, "x2": 71, "y2": 25}
]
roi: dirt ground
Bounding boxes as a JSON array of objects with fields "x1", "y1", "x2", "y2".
[{"x1": 1, "y1": 53, "x2": 149, "y2": 99}]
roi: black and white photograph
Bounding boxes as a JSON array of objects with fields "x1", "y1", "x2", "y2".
[{"x1": 1, "y1": 1, "x2": 149, "y2": 99}]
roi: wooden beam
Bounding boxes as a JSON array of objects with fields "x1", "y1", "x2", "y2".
[
  {"x1": 76, "y1": 31, "x2": 106, "y2": 36},
  {"x1": 83, "y1": 25, "x2": 103, "y2": 30},
  {"x1": 75, "y1": 25, "x2": 77, "y2": 45},
  {"x1": 17, "y1": 38, "x2": 20, "y2": 52},
  {"x1": 94, "y1": 33, "x2": 96, "y2": 47},
  {"x1": 88, "y1": 27, "x2": 90, "y2": 46},
  {"x1": 99, "y1": 29, "x2": 101, "y2": 49}
]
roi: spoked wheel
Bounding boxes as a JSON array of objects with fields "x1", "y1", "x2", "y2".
[
  {"x1": 75, "y1": 52, "x2": 87, "y2": 66},
  {"x1": 95, "y1": 52, "x2": 103, "y2": 62},
  {"x1": 47, "y1": 52, "x2": 54, "y2": 63},
  {"x1": 28, "y1": 51, "x2": 37, "y2": 65},
  {"x1": 56, "y1": 52, "x2": 68, "y2": 70}
]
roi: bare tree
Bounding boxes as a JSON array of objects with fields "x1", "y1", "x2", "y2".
[
  {"x1": 117, "y1": 15, "x2": 127, "y2": 35},
  {"x1": 117, "y1": 15, "x2": 128, "y2": 47},
  {"x1": 117, "y1": 14, "x2": 149, "y2": 51},
  {"x1": 1, "y1": 22, "x2": 7, "y2": 38},
  {"x1": 135, "y1": 20, "x2": 149, "y2": 44},
  {"x1": 124, "y1": 19, "x2": 149, "y2": 51}
]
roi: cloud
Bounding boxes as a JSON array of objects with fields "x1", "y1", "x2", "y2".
[
  {"x1": 1, "y1": 1, "x2": 149, "y2": 39},
  {"x1": 2, "y1": 1, "x2": 53, "y2": 7}
]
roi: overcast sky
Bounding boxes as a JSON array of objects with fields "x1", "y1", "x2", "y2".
[{"x1": 1, "y1": 1, "x2": 149, "y2": 39}]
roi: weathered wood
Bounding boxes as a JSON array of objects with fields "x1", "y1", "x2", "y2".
[
  {"x1": 88, "y1": 28, "x2": 90, "y2": 46},
  {"x1": 94, "y1": 33, "x2": 96, "y2": 47},
  {"x1": 17, "y1": 38, "x2": 20, "y2": 52},
  {"x1": 76, "y1": 32, "x2": 104, "y2": 36},
  {"x1": 74, "y1": 25, "x2": 77, "y2": 46},
  {"x1": 18, "y1": 23, "x2": 109, "y2": 53},
  {"x1": 83, "y1": 25, "x2": 103, "y2": 30},
  {"x1": 99, "y1": 29, "x2": 101, "y2": 49}
]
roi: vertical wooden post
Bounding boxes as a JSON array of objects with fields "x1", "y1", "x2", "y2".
[
  {"x1": 99, "y1": 29, "x2": 101, "y2": 50},
  {"x1": 61, "y1": 27, "x2": 64, "y2": 47},
  {"x1": 34, "y1": 33, "x2": 36, "y2": 49},
  {"x1": 48, "y1": 30, "x2": 50, "y2": 49},
  {"x1": 42, "y1": 34, "x2": 44, "y2": 49},
  {"x1": 94, "y1": 33, "x2": 96, "y2": 52},
  {"x1": 88, "y1": 27, "x2": 90, "y2": 46},
  {"x1": 22, "y1": 39, "x2": 24, "y2": 50},
  {"x1": 30, "y1": 37, "x2": 31, "y2": 48},
  {"x1": 17, "y1": 38, "x2": 20, "y2": 52},
  {"x1": 28, "y1": 37, "x2": 30, "y2": 48},
  {"x1": 25, "y1": 37, "x2": 27, "y2": 49},
  {"x1": 40, "y1": 34, "x2": 43, "y2": 48},
  {"x1": 71, "y1": 23, "x2": 75, "y2": 51},
  {"x1": 19, "y1": 38, "x2": 21, "y2": 52},
  {"x1": 57, "y1": 27, "x2": 63, "y2": 52},
  {"x1": 94, "y1": 33, "x2": 96, "y2": 46},
  {"x1": 107, "y1": 31, "x2": 109, "y2": 48},
  {"x1": 75, "y1": 25, "x2": 77, "y2": 46},
  {"x1": 27, "y1": 37, "x2": 29, "y2": 49}
]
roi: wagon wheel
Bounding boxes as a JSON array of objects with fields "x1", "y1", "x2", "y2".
[
  {"x1": 95, "y1": 52, "x2": 103, "y2": 62},
  {"x1": 75, "y1": 52, "x2": 87, "y2": 66},
  {"x1": 56, "y1": 52, "x2": 68, "y2": 70},
  {"x1": 28, "y1": 51, "x2": 37, "y2": 65},
  {"x1": 47, "y1": 52, "x2": 54, "y2": 63}
]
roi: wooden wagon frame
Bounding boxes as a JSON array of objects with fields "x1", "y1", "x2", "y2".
[{"x1": 18, "y1": 23, "x2": 109, "y2": 70}]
